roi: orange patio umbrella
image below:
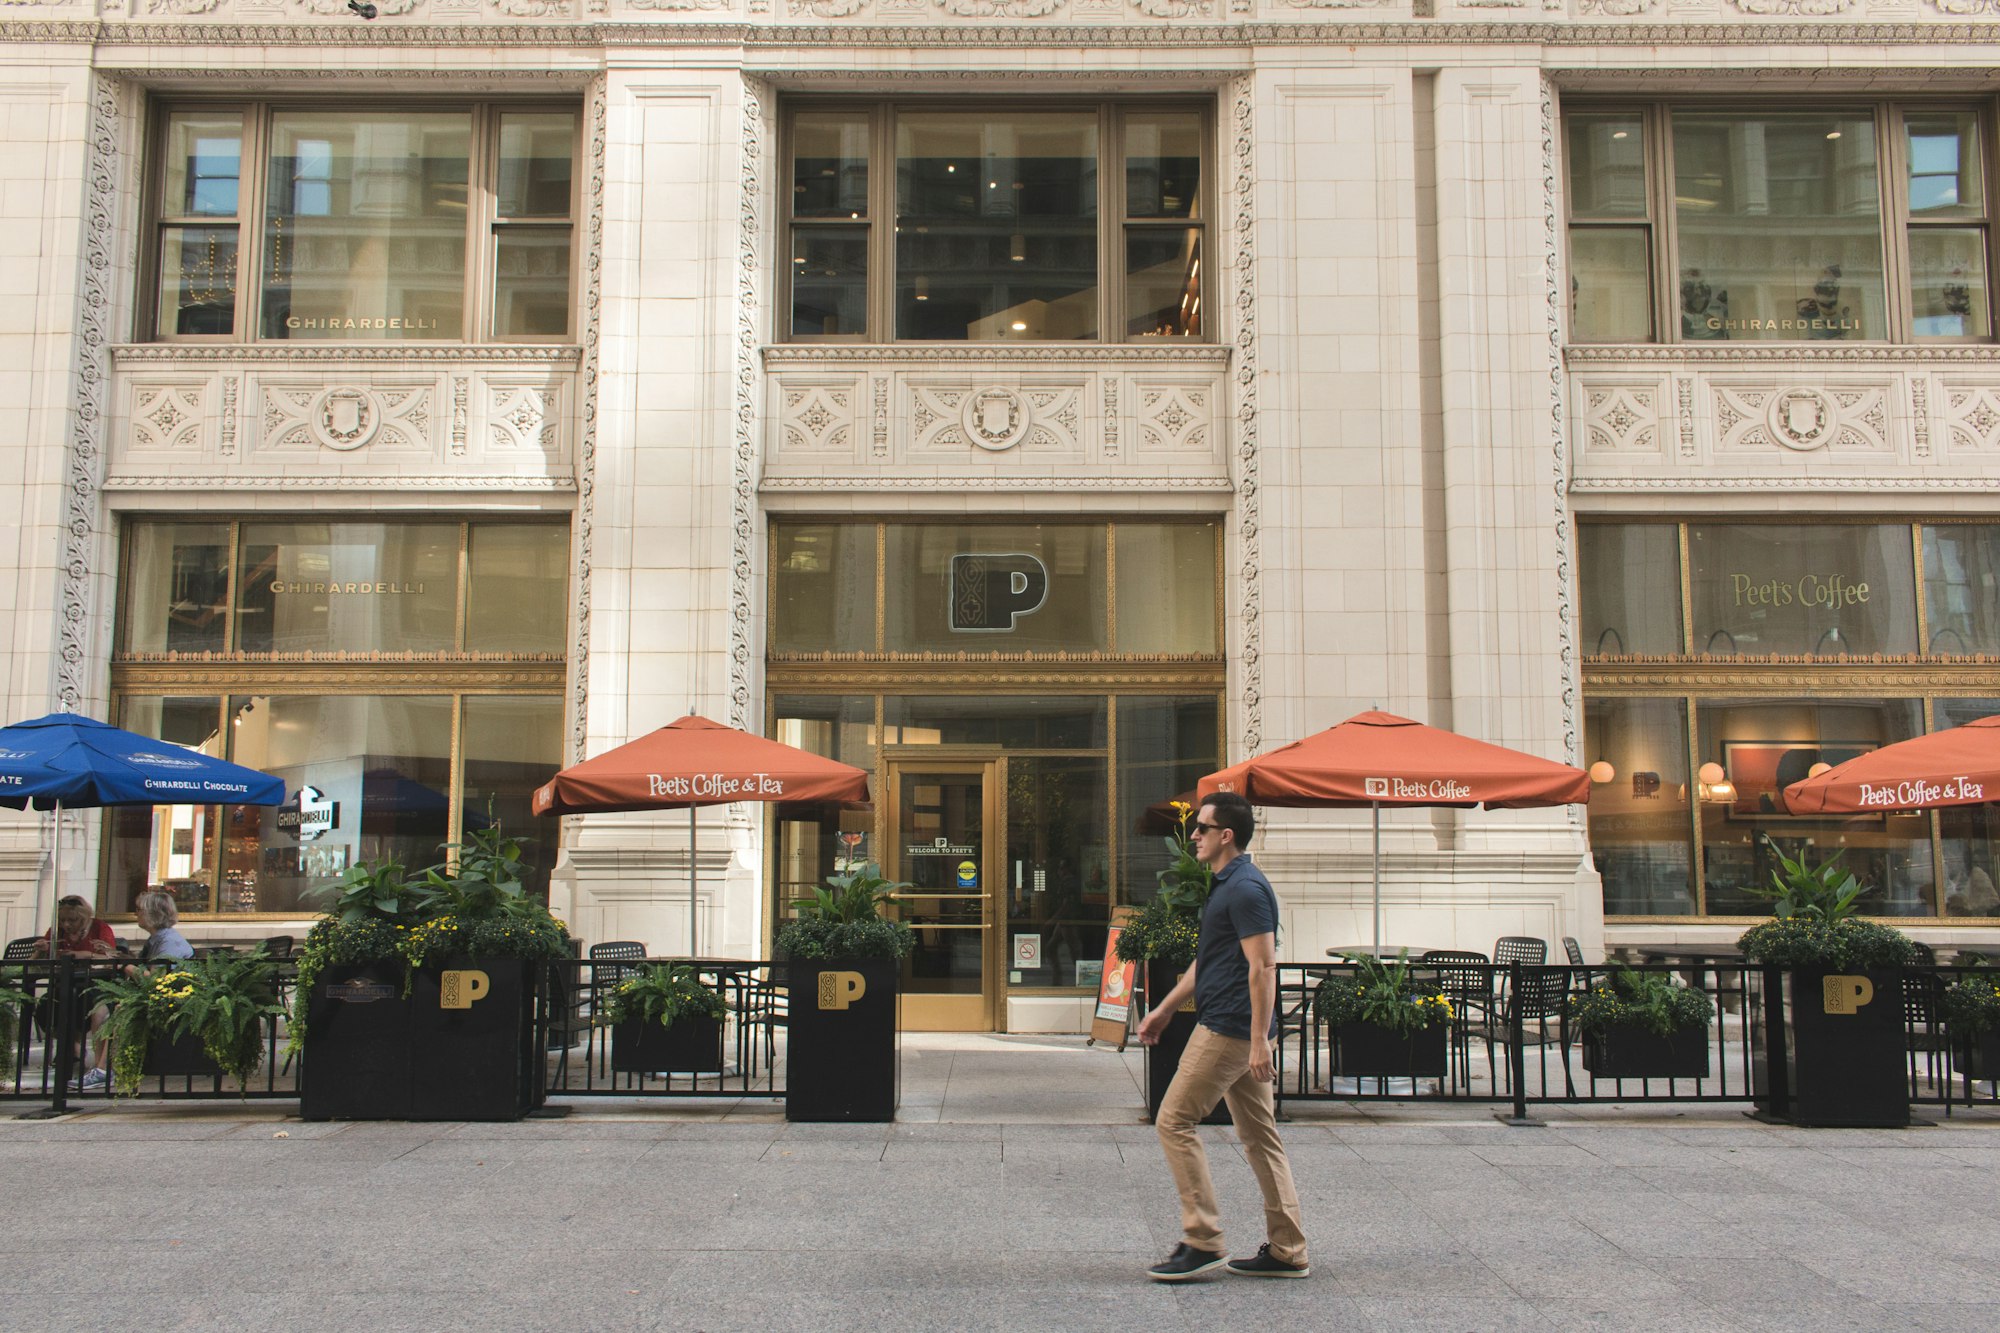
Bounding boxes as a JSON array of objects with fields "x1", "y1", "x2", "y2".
[
  {"x1": 1783, "y1": 715, "x2": 1999, "y2": 816},
  {"x1": 534, "y1": 715, "x2": 871, "y2": 957},
  {"x1": 1197, "y1": 710, "x2": 1592, "y2": 953}
]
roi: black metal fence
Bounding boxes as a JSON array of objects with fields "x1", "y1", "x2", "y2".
[
  {"x1": 541, "y1": 958, "x2": 784, "y2": 1101},
  {"x1": 0, "y1": 956, "x2": 302, "y2": 1113},
  {"x1": 1275, "y1": 960, "x2": 2000, "y2": 1120}
]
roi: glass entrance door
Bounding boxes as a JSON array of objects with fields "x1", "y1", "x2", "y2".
[{"x1": 886, "y1": 760, "x2": 1001, "y2": 1031}]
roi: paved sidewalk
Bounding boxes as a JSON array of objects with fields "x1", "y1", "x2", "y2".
[{"x1": 5, "y1": 1099, "x2": 2000, "y2": 1333}]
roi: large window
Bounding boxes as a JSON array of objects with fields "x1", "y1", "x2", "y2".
[
  {"x1": 1581, "y1": 517, "x2": 2000, "y2": 921},
  {"x1": 107, "y1": 519, "x2": 569, "y2": 917},
  {"x1": 150, "y1": 103, "x2": 578, "y2": 342},
  {"x1": 1565, "y1": 102, "x2": 1994, "y2": 343},
  {"x1": 785, "y1": 102, "x2": 1209, "y2": 342}
]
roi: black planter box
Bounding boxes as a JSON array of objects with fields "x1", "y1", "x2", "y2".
[
  {"x1": 1753, "y1": 967, "x2": 1909, "y2": 1128},
  {"x1": 303, "y1": 958, "x2": 545, "y2": 1122},
  {"x1": 143, "y1": 1030, "x2": 221, "y2": 1080},
  {"x1": 786, "y1": 958, "x2": 898, "y2": 1122},
  {"x1": 1582, "y1": 1024, "x2": 1710, "y2": 1081},
  {"x1": 302, "y1": 963, "x2": 413, "y2": 1121},
  {"x1": 612, "y1": 1013, "x2": 725, "y2": 1075},
  {"x1": 1961, "y1": 1031, "x2": 2000, "y2": 1081},
  {"x1": 1333, "y1": 1019, "x2": 1448, "y2": 1080},
  {"x1": 1143, "y1": 964, "x2": 1232, "y2": 1126}
]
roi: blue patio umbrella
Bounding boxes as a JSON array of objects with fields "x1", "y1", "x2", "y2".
[{"x1": 0, "y1": 712, "x2": 286, "y2": 935}]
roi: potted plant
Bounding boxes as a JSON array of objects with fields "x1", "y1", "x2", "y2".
[
  {"x1": 95, "y1": 950, "x2": 285, "y2": 1094},
  {"x1": 1739, "y1": 841, "x2": 1919, "y2": 1127},
  {"x1": 776, "y1": 863, "x2": 915, "y2": 1122},
  {"x1": 605, "y1": 963, "x2": 728, "y2": 1075},
  {"x1": 1114, "y1": 801, "x2": 1225, "y2": 1122},
  {"x1": 1941, "y1": 974, "x2": 2000, "y2": 1082},
  {"x1": 293, "y1": 826, "x2": 570, "y2": 1122},
  {"x1": 1571, "y1": 969, "x2": 1713, "y2": 1081},
  {"x1": 1312, "y1": 953, "x2": 1452, "y2": 1079}
]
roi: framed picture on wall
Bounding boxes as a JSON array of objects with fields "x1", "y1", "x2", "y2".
[{"x1": 1723, "y1": 740, "x2": 1878, "y2": 820}]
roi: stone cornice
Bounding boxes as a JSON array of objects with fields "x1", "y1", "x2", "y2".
[
  {"x1": 763, "y1": 342, "x2": 1232, "y2": 366},
  {"x1": 113, "y1": 342, "x2": 583, "y2": 364},
  {"x1": 1570, "y1": 475, "x2": 2000, "y2": 490},
  {"x1": 1568, "y1": 344, "x2": 2000, "y2": 366},
  {"x1": 759, "y1": 473, "x2": 1231, "y2": 489},
  {"x1": 3, "y1": 20, "x2": 1994, "y2": 50},
  {"x1": 102, "y1": 473, "x2": 578, "y2": 489}
]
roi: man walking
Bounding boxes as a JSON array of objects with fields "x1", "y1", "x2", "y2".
[{"x1": 1136, "y1": 791, "x2": 1308, "y2": 1281}]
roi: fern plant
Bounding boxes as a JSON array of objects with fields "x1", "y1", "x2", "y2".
[{"x1": 96, "y1": 950, "x2": 284, "y2": 1095}]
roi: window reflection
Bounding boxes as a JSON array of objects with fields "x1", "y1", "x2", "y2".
[{"x1": 1586, "y1": 698, "x2": 1694, "y2": 915}]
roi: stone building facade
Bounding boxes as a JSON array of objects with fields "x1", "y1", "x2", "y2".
[{"x1": 0, "y1": 3, "x2": 1994, "y2": 1031}]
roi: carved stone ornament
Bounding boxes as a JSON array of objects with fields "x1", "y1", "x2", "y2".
[
  {"x1": 960, "y1": 386, "x2": 1033, "y2": 452},
  {"x1": 786, "y1": 0, "x2": 865, "y2": 13},
  {"x1": 1128, "y1": 0, "x2": 1213, "y2": 14},
  {"x1": 1726, "y1": 0, "x2": 1854, "y2": 12},
  {"x1": 1929, "y1": 0, "x2": 2000, "y2": 12},
  {"x1": 1573, "y1": 0, "x2": 1657, "y2": 12},
  {"x1": 933, "y1": 0, "x2": 1063, "y2": 15},
  {"x1": 1765, "y1": 387, "x2": 1837, "y2": 451},
  {"x1": 312, "y1": 387, "x2": 380, "y2": 451}
]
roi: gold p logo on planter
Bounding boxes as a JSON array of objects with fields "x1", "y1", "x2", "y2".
[
  {"x1": 818, "y1": 970, "x2": 866, "y2": 1010},
  {"x1": 1822, "y1": 974, "x2": 1874, "y2": 1015},
  {"x1": 440, "y1": 969, "x2": 491, "y2": 1009}
]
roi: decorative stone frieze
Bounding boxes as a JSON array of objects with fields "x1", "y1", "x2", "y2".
[
  {"x1": 762, "y1": 346, "x2": 1228, "y2": 485},
  {"x1": 1568, "y1": 347, "x2": 2000, "y2": 490},
  {"x1": 108, "y1": 345, "x2": 580, "y2": 490}
]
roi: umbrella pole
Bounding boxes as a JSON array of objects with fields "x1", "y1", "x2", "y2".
[
  {"x1": 688, "y1": 804, "x2": 698, "y2": 961},
  {"x1": 1371, "y1": 800, "x2": 1381, "y2": 956}
]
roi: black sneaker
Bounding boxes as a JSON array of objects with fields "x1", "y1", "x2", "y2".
[
  {"x1": 1148, "y1": 1243, "x2": 1229, "y2": 1282},
  {"x1": 1227, "y1": 1243, "x2": 1310, "y2": 1278}
]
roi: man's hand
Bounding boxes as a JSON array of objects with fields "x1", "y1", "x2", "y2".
[
  {"x1": 1136, "y1": 1006, "x2": 1170, "y2": 1046},
  {"x1": 1249, "y1": 1034, "x2": 1274, "y2": 1083}
]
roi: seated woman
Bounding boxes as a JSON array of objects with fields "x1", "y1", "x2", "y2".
[
  {"x1": 33, "y1": 895, "x2": 117, "y2": 958},
  {"x1": 77, "y1": 890, "x2": 195, "y2": 1091}
]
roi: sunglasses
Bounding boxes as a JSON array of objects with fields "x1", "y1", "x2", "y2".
[{"x1": 1190, "y1": 821, "x2": 1222, "y2": 837}]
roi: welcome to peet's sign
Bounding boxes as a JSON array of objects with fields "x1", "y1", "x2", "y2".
[{"x1": 1729, "y1": 572, "x2": 1870, "y2": 610}]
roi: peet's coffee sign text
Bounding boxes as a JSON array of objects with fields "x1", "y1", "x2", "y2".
[
  {"x1": 1730, "y1": 572, "x2": 1870, "y2": 610},
  {"x1": 1855, "y1": 777, "x2": 1985, "y2": 809}
]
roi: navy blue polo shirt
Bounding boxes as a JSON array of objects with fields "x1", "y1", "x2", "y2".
[{"x1": 1194, "y1": 854, "x2": 1281, "y2": 1040}]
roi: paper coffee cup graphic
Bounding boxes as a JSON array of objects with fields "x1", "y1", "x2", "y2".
[{"x1": 1821, "y1": 974, "x2": 1874, "y2": 1015}]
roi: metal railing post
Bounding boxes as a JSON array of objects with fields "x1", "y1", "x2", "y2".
[
  {"x1": 1509, "y1": 961, "x2": 1528, "y2": 1123},
  {"x1": 48, "y1": 959, "x2": 73, "y2": 1115}
]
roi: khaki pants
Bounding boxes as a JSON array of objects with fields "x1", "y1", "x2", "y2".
[{"x1": 1155, "y1": 1023, "x2": 1307, "y2": 1264}]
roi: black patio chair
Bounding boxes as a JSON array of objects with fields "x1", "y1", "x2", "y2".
[
  {"x1": 1421, "y1": 950, "x2": 1492, "y2": 1090},
  {"x1": 1905, "y1": 968, "x2": 1948, "y2": 1090},
  {"x1": 1474, "y1": 963, "x2": 1572, "y2": 1097},
  {"x1": 583, "y1": 941, "x2": 648, "y2": 1070}
]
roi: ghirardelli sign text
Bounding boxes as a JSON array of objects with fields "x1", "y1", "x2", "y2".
[{"x1": 949, "y1": 553, "x2": 1048, "y2": 633}]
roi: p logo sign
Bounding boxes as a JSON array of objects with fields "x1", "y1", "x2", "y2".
[
  {"x1": 818, "y1": 970, "x2": 867, "y2": 1011},
  {"x1": 1822, "y1": 974, "x2": 1874, "y2": 1015},
  {"x1": 440, "y1": 969, "x2": 490, "y2": 1010},
  {"x1": 949, "y1": 554, "x2": 1048, "y2": 633}
]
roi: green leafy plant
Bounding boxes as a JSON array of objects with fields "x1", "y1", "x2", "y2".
[
  {"x1": 1313, "y1": 954, "x2": 1453, "y2": 1037},
  {"x1": 1113, "y1": 895, "x2": 1202, "y2": 967},
  {"x1": 776, "y1": 863, "x2": 916, "y2": 961},
  {"x1": 289, "y1": 830, "x2": 568, "y2": 1052},
  {"x1": 96, "y1": 950, "x2": 284, "y2": 1095},
  {"x1": 1568, "y1": 969, "x2": 1713, "y2": 1038},
  {"x1": 601, "y1": 963, "x2": 727, "y2": 1029},
  {"x1": 1113, "y1": 802, "x2": 1210, "y2": 967},
  {"x1": 1941, "y1": 974, "x2": 2000, "y2": 1040},
  {"x1": 1154, "y1": 800, "x2": 1213, "y2": 914},
  {"x1": 1736, "y1": 839, "x2": 1917, "y2": 970},
  {"x1": 1742, "y1": 840, "x2": 1867, "y2": 923}
]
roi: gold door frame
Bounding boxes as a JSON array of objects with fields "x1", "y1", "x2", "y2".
[{"x1": 882, "y1": 750, "x2": 1007, "y2": 1032}]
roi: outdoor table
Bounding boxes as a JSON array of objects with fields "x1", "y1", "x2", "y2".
[{"x1": 1325, "y1": 945, "x2": 1449, "y2": 961}]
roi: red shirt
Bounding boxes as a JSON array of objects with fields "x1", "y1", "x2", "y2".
[{"x1": 43, "y1": 919, "x2": 117, "y2": 956}]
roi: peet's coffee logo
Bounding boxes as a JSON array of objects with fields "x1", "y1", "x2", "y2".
[
  {"x1": 285, "y1": 317, "x2": 440, "y2": 331},
  {"x1": 1730, "y1": 572, "x2": 1870, "y2": 610},
  {"x1": 1366, "y1": 777, "x2": 1473, "y2": 800},
  {"x1": 1856, "y1": 777, "x2": 1985, "y2": 808},
  {"x1": 645, "y1": 772, "x2": 785, "y2": 799},
  {"x1": 271, "y1": 581, "x2": 426, "y2": 596},
  {"x1": 1705, "y1": 317, "x2": 1862, "y2": 334},
  {"x1": 950, "y1": 553, "x2": 1048, "y2": 633}
]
